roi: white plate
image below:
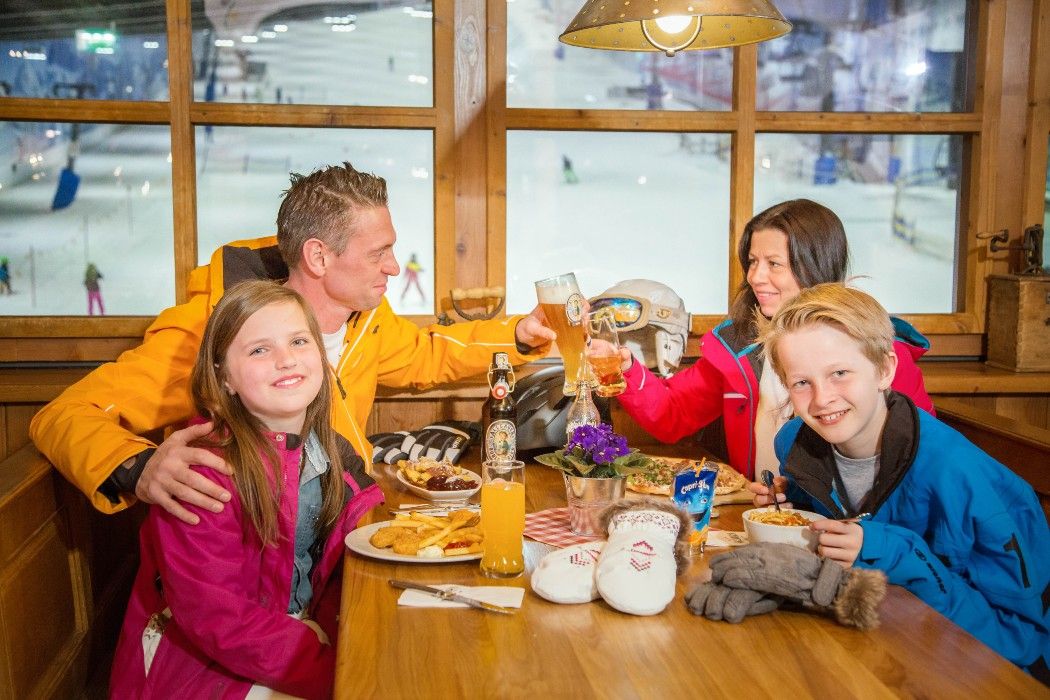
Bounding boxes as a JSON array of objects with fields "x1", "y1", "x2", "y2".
[
  {"x1": 344, "y1": 521, "x2": 482, "y2": 563},
  {"x1": 395, "y1": 469, "x2": 480, "y2": 502}
]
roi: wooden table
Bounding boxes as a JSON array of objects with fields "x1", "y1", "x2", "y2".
[{"x1": 335, "y1": 456, "x2": 1044, "y2": 697}]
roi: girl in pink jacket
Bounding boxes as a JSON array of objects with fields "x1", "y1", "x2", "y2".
[
  {"x1": 616, "y1": 200, "x2": 933, "y2": 480},
  {"x1": 110, "y1": 281, "x2": 383, "y2": 699}
]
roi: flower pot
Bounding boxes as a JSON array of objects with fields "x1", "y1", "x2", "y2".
[{"x1": 562, "y1": 473, "x2": 626, "y2": 536}]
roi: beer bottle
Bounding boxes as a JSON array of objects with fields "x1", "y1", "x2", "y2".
[
  {"x1": 565, "y1": 379, "x2": 600, "y2": 443},
  {"x1": 482, "y1": 352, "x2": 517, "y2": 461}
]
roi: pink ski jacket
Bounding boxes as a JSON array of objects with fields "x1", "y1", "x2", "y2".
[
  {"x1": 109, "y1": 430, "x2": 383, "y2": 699},
  {"x1": 617, "y1": 317, "x2": 934, "y2": 480}
]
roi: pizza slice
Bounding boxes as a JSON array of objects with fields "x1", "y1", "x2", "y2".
[
  {"x1": 714, "y1": 463, "x2": 749, "y2": 495},
  {"x1": 625, "y1": 458, "x2": 691, "y2": 496}
]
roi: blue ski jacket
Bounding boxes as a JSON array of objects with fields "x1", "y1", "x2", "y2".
[{"x1": 775, "y1": 392, "x2": 1049, "y2": 679}]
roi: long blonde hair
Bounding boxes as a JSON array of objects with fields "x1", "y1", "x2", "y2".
[{"x1": 190, "y1": 280, "x2": 345, "y2": 545}]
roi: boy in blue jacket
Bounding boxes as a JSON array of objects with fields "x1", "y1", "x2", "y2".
[{"x1": 744, "y1": 283, "x2": 1049, "y2": 681}]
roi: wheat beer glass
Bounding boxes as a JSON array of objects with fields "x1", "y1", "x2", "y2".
[
  {"x1": 585, "y1": 307, "x2": 627, "y2": 397},
  {"x1": 535, "y1": 272, "x2": 588, "y2": 395},
  {"x1": 480, "y1": 460, "x2": 526, "y2": 578}
]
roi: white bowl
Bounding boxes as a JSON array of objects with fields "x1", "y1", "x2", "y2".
[
  {"x1": 395, "y1": 469, "x2": 480, "y2": 502},
  {"x1": 742, "y1": 507, "x2": 823, "y2": 551}
]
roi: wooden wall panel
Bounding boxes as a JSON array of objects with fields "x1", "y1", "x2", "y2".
[
  {"x1": 0, "y1": 467, "x2": 53, "y2": 570},
  {"x1": 0, "y1": 517, "x2": 79, "y2": 699},
  {"x1": 1, "y1": 405, "x2": 38, "y2": 461}
]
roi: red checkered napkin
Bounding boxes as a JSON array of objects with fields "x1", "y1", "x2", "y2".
[{"x1": 525, "y1": 508, "x2": 600, "y2": 548}]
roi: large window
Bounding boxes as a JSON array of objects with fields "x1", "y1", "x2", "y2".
[
  {"x1": 190, "y1": 1, "x2": 432, "y2": 107},
  {"x1": 506, "y1": 130, "x2": 731, "y2": 312},
  {"x1": 195, "y1": 126, "x2": 434, "y2": 315},
  {"x1": 0, "y1": 120, "x2": 174, "y2": 315},
  {"x1": 0, "y1": 2, "x2": 168, "y2": 101},
  {"x1": 754, "y1": 133, "x2": 961, "y2": 313},
  {"x1": 508, "y1": 0, "x2": 732, "y2": 111},
  {"x1": 0, "y1": 0, "x2": 1043, "y2": 358},
  {"x1": 757, "y1": 0, "x2": 970, "y2": 113}
]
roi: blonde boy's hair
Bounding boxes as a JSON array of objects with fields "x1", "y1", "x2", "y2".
[{"x1": 759, "y1": 283, "x2": 895, "y2": 383}]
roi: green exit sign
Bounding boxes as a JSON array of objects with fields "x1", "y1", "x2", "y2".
[{"x1": 75, "y1": 29, "x2": 117, "y2": 54}]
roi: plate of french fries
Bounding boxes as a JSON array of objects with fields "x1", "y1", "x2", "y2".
[{"x1": 344, "y1": 509, "x2": 484, "y2": 562}]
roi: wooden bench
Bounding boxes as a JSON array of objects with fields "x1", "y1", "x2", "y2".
[{"x1": 936, "y1": 398, "x2": 1050, "y2": 520}]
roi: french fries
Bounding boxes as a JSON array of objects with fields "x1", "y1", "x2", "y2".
[{"x1": 368, "y1": 509, "x2": 484, "y2": 557}]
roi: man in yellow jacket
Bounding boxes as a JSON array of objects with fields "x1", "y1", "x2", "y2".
[{"x1": 30, "y1": 163, "x2": 553, "y2": 524}]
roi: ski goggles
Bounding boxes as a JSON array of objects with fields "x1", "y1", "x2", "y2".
[{"x1": 588, "y1": 294, "x2": 689, "y2": 333}]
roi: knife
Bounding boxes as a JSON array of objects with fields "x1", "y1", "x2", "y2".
[{"x1": 388, "y1": 579, "x2": 516, "y2": 615}]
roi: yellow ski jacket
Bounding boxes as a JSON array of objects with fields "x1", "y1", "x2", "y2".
[{"x1": 30, "y1": 237, "x2": 547, "y2": 513}]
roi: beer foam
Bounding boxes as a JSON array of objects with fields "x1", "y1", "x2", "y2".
[{"x1": 536, "y1": 282, "x2": 577, "y2": 304}]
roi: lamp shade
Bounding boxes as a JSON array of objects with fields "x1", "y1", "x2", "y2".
[{"x1": 559, "y1": 0, "x2": 792, "y2": 56}]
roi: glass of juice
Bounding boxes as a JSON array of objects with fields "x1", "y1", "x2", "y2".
[{"x1": 480, "y1": 459, "x2": 526, "y2": 578}]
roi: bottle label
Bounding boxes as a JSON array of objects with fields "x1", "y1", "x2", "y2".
[
  {"x1": 565, "y1": 292, "x2": 584, "y2": 326},
  {"x1": 485, "y1": 419, "x2": 516, "y2": 461},
  {"x1": 565, "y1": 415, "x2": 598, "y2": 441},
  {"x1": 491, "y1": 377, "x2": 510, "y2": 400}
]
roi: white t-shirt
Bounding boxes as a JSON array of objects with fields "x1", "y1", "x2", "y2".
[
  {"x1": 322, "y1": 330, "x2": 345, "y2": 368},
  {"x1": 752, "y1": 355, "x2": 793, "y2": 477}
]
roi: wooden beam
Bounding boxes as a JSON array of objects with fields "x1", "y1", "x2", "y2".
[
  {"x1": 754, "y1": 112, "x2": 982, "y2": 134},
  {"x1": 728, "y1": 44, "x2": 756, "y2": 311},
  {"x1": 1021, "y1": 0, "x2": 1050, "y2": 235},
  {"x1": 433, "y1": 0, "x2": 456, "y2": 315},
  {"x1": 188, "y1": 103, "x2": 437, "y2": 129},
  {"x1": 505, "y1": 108, "x2": 739, "y2": 131},
  {"x1": 166, "y1": 0, "x2": 197, "y2": 303},
  {"x1": 0, "y1": 98, "x2": 169, "y2": 124},
  {"x1": 486, "y1": 0, "x2": 509, "y2": 306},
  {"x1": 450, "y1": 0, "x2": 488, "y2": 293}
]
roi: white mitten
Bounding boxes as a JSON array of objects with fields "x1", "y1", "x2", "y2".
[
  {"x1": 530, "y1": 541, "x2": 605, "y2": 604},
  {"x1": 595, "y1": 498, "x2": 692, "y2": 616}
]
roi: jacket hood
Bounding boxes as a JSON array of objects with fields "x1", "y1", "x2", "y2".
[
  {"x1": 195, "y1": 236, "x2": 287, "y2": 307},
  {"x1": 891, "y1": 317, "x2": 930, "y2": 360},
  {"x1": 708, "y1": 319, "x2": 763, "y2": 394}
]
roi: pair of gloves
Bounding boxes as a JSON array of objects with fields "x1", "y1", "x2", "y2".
[
  {"x1": 686, "y1": 542, "x2": 887, "y2": 630},
  {"x1": 531, "y1": 499, "x2": 692, "y2": 616},
  {"x1": 368, "y1": 421, "x2": 480, "y2": 465}
]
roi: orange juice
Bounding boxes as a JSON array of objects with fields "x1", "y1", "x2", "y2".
[{"x1": 480, "y1": 480, "x2": 526, "y2": 577}]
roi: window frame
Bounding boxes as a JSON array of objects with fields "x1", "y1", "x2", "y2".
[{"x1": 0, "y1": 0, "x2": 1040, "y2": 364}]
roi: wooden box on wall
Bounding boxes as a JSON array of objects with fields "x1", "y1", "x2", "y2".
[{"x1": 986, "y1": 274, "x2": 1050, "y2": 371}]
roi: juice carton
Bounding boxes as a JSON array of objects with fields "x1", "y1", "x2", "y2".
[{"x1": 671, "y1": 460, "x2": 719, "y2": 551}]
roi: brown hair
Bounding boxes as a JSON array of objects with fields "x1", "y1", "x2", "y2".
[
  {"x1": 190, "y1": 280, "x2": 345, "y2": 546},
  {"x1": 276, "y1": 161, "x2": 388, "y2": 270},
  {"x1": 758, "y1": 283, "x2": 895, "y2": 385},
  {"x1": 729, "y1": 199, "x2": 849, "y2": 336}
]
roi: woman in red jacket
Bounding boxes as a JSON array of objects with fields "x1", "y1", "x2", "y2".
[
  {"x1": 110, "y1": 281, "x2": 383, "y2": 699},
  {"x1": 615, "y1": 199, "x2": 933, "y2": 480}
]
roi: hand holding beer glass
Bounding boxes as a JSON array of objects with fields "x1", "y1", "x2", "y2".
[
  {"x1": 480, "y1": 460, "x2": 525, "y2": 578},
  {"x1": 534, "y1": 272, "x2": 589, "y2": 395},
  {"x1": 585, "y1": 307, "x2": 627, "y2": 397}
]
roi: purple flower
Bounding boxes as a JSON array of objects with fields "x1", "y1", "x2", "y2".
[{"x1": 567, "y1": 423, "x2": 630, "y2": 465}]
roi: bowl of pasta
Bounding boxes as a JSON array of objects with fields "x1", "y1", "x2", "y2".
[{"x1": 742, "y1": 507, "x2": 822, "y2": 551}]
